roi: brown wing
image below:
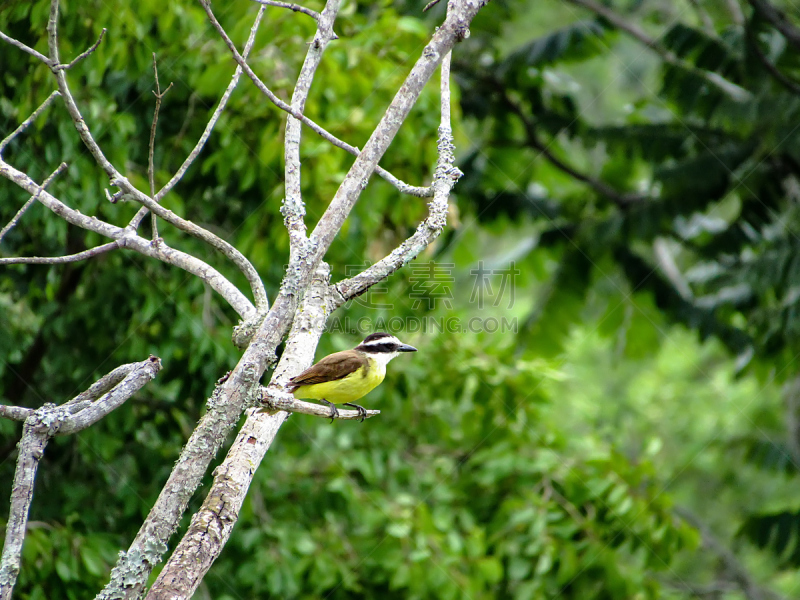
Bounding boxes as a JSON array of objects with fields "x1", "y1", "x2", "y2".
[{"x1": 287, "y1": 351, "x2": 366, "y2": 390}]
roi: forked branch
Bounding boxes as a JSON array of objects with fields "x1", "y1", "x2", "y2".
[
  {"x1": 0, "y1": 159, "x2": 257, "y2": 319},
  {"x1": 0, "y1": 90, "x2": 61, "y2": 156},
  {"x1": 201, "y1": 0, "x2": 434, "y2": 197},
  {"x1": 283, "y1": 0, "x2": 342, "y2": 257},
  {"x1": 331, "y1": 52, "x2": 461, "y2": 307},
  {"x1": 0, "y1": 162, "x2": 67, "y2": 244},
  {"x1": 32, "y1": 0, "x2": 269, "y2": 312},
  {"x1": 0, "y1": 357, "x2": 162, "y2": 600}
]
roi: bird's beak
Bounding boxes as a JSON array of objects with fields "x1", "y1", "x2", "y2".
[{"x1": 398, "y1": 344, "x2": 417, "y2": 352}]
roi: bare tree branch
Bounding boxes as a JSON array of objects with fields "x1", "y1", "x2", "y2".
[
  {"x1": 67, "y1": 362, "x2": 139, "y2": 404},
  {"x1": 200, "y1": 0, "x2": 434, "y2": 197},
  {"x1": 0, "y1": 3, "x2": 267, "y2": 316},
  {"x1": 146, "y1": 264, "x2": 332, "y2": 599},
  {"x1": 0, "y1": 90, "x2": 61, "y2": 156},
  {"x1": 98, "y1": 292, "x2": 296, "y2": 600},
  {"x1": 330, "y1": 51, "x2": 460, "y2": 308},
  {"x1": 0, "y1": 242, "x2": 119, "y2": 265},
  {"x1": 53, "y1": 27, "x2": 106, "y2": 72},
  {"x1": 34, "y1": 0, "x2": 269, "y2": 313},
  {"x1": 100, "y1": 4, "x2": 487, "y2": 598},
  {"x1": 144, "y1": 6, "x2": 267, "y2": 214},
  {"x1": 565, "y1": 0, "x2": 753, "y2": 101},
  {"x1": 58, "y1": 357, "x2": 162, "y2": 435},
  {"x1": 0, "y1": 30, "x2": 50, "y2": 64},
  {"x1": 0, "y1": 406, "x2": 34, "y2": 422},
  {"x1": 0, "y1": 162, "x2": 67, "y2": 244},
  {"x1": 252, "y1": 0, "x2": 320, "y2": 20},
  {"x1": 148, "y1": 53, "x2": 174, "y2": 241},
  {"x1": 283, "y1": 0, "x2": 341, "y2": 258},
  {"x1": 46, "y1": 0, "x2": 118, "y2": 180},
  {"x1": 305, "y1": 1, "x2": 483, "y2": 267},
  {"x1": 123, "y1": 190, "x2": 269, "y2": 311},
  {"x1": 0, "y1": 159, "x2": 256, "y2": 318},
  {"x1": 0, "y1": 418, "x2": 50, "y2": 600},
  {"x1": 258, "y1": 387, "x2": 380, "y2": 420},
  {"x1": 0, "y1": 357, "x2": 161, "y2": 600}
]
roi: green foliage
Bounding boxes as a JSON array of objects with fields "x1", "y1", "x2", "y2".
[
  {"x1": 3, "y1": 0, "x2": 800, "y2": 599},
  {"x1": 741, "y1": 510, "x2": 800, "y2": 567},
  {"x1": 455, "y1": 0, "x2": 800, "y2": 374}
]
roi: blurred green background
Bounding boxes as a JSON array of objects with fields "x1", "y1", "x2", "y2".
[{"x1": 3, "y1": 0, "x2": 800, "y2": 597}]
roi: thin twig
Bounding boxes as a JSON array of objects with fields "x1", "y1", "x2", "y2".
[
  {"x1": 565, "y1": 0, "x2": 753, "y2": 101},
  {"x1": 58, "y1": 356, "x2": 162, "y2": 435},
  {"x1": 423, "y1": 0, "x2": 442, "y2": 12},
  {"x1": 748, "y1": 0, "x2": 800, "y2": 51},
  {"x1": 0, "y1": 405, "x2": 34, "y2": 422},
  {"x1": 303, "y1": 0, "x2": 484, "y2": 267},
  {"x1": 47, "y1": 0, "x2": 118, "y2": 180},
  {"x1": 0, "y1": 242, "x2": 119, "y2": 265},
  {"x1": 201, "y1": 1, "x2": 433, "y2": 197},
  {"x1": 499, "y1": 90, "x2": 644, "y2": 207},
  {"x1": 53, "y1": 27, "x2": 106, "y2": 71},
  {"x1": 0, "y1": 90, "x2": 61, "y2": 156},
  {"x1": 67, "y1": 362, "x2": 138, "y2": 406},
  {"x1": 148, "y1": 53, "x2": 174, "y2": 241},
  {"x1": 746, "y1": 21, "x2": 800, "y2": 95},
  {"x1": 0, "y1": 162, "x2": 67, "y2": 244},
  {"x1": 148, "y1": 6, "x2": 266, "y2": 210},
  {"x1": 123, "y1": 189, "x2": 269, "y2": 311},
  {"x1": 0, "y1": 30, "x2": 50, "y2": 64},
  {"x1": 252, "y1": 0, "x2": 319, "y2": 20},
  {"x1": 40, "y1": 0, "x2": 267, "y2": 312}
]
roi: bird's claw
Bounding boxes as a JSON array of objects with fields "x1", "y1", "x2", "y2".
[
  {"x1": 343, "y1": 403, "x2": 368, "y2": 423},
  {"x1": 321, "y1": 399, "x2": 339, "y2": 423}
]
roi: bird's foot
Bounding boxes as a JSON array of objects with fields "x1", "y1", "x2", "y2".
[
  {"x1": 343, "y1": 402, "x2": 367, "y2": 423},
  {"x1": 321, "y1": 399, "x2": 339, "y2": 423}
]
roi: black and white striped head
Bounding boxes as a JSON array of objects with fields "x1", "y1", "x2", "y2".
[{"x1": 355, "y1": 333, "x2": 417, "y2": 364}]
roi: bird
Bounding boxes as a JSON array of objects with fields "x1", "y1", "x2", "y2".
[{"x1": 286, "y1": 332, "x2": 417, "y2": 422}]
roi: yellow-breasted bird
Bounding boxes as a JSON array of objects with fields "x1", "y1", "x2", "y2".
[{"x1": 287, "y1": 332, "x2": 417, "y2": 422}]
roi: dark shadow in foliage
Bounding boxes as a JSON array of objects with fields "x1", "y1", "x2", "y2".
[{"x1": 741, "y1": 509, "x2": 800, "y2": 567}]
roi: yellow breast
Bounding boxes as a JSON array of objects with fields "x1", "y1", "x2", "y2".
[{"x1": 292, "y1": 361, "x2": 386, "y2": 404}]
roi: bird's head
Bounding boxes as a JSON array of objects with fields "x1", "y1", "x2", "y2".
[{"x1": 355, "y1": 332, "x2": 417, "y2": 365}]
